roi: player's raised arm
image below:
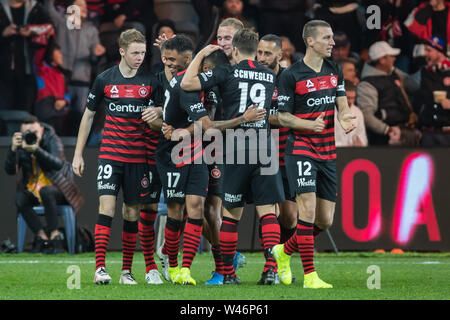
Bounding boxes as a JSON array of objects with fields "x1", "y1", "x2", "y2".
[
  {"x1": 72, "y1": 108, "x2": 96, "y2": 177},
  {"x1": 180, "y1": 45, "x2": 221, "y2": 91}
]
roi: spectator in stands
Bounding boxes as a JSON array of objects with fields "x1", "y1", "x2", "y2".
[
  {"x1": 338, "y1": 58, "x2": 360, "y2": 85},
  {"x1": 414, "y1": 35, "x2": 450, "y2": 146},
  {"x1": 257, "y1": 0, "x2": 310, "y2": 53},
  {"x1": 356, "y1": 41, "x2": 420, "y2": 146},
  {"x1": 85, "y1": 0, "x2": 104, "y2": 26},
  {"x1": 100, "y1": 0, "x2": 155, "y2": 36},
  {"x1": 4, "y1": 115, "x2": 83, "y2": 253},
  {"x1": 335, "y1": 80, "x2": 368, "y2": 147},
  {"x1": 220, "y1": 0, "x2": 256, "y2": 31},
  {"x1": 150, "y1": 19, "x2": 177, "y2": 74},
  {"x1": 33, "y1": 39, "x2": 69, "y2": 136},
  {"x1": 314, "y1": 0, "x2": 365, "y2": 53},
  {"x1": 405, "y1": 0, "x2": 450, "y2": 72},
  {"x1": 405, "y1": 0, "x2": 450, "y2": 55},
  {"x1": 332, "y1": 31, "x2": 360, "y2": 63},
  {"x1": 43, "y1": 0, "x2": 105, "y2": 135},
  {"x1": 279, "y1": 36, "x2": 303, "y2": 68},
  {"x1": 0, "y1": 0, "x2": 52, "y2": 112}
]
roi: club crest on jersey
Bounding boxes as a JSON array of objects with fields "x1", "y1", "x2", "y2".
[
  {"x1": 138, "y1": 86, "x2": 149, "y2": 98},
  {"x1": 110, "y1": 85, "x2": 119, "y2": 98},
  {"x1": 211, "y1": 168, "x2": 221, "y2": 179},
  {"x1": 141, "y1": 176, "x2": 149, "y2": 188},
  {"x1": 272, "y1": 87, "x2": 278, "y2": 101},
  {"x1": 330, "y1": 76, "x2": 338, "y2": 87}
]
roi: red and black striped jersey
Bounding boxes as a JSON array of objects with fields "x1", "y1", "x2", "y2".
[
  {"x1": 86, "y1": 65, "x2": 163, "y2": 164},
  {"x1": 269, "y1": 66, "x2": 289, "y2": 166},
  {"x1": 278, "y1": 59, "x2": 346, "y2": 161}
]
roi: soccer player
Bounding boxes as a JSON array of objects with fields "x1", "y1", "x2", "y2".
[
  {"x1": 72, "y1": 29, "x2": 163, "y2": 285},
  {"x1": 156, "y1": 35, "x2": 265, "y2": 285},
  {"x1": 272, "y1": 20, "x2": 356, "y2": 289},
  {"x1": 255, "y1": 34, "x2": 298, "y2": 284},
  {"x1": 217, "y1": 18, "x2": 244, "y2": 64},
  {"x1": 181, "y1": 29, "x2": 285, "y2": 285}
]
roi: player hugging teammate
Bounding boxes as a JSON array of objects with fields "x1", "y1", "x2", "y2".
[{"x1": 73, "y1": 20, "x2": 356, "y2": 288}]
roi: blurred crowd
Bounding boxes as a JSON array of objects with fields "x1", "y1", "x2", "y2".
[{"x1": 0, "y1": 0, "x2": 449, "y2": 147}]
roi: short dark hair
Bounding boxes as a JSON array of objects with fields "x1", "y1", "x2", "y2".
[
  {"x1": 203, "y1": 49, "x2": 230, "y2": 68},
  {"x1": 161, "y1": 34, "x2": 194, "y2": 54},
  {"x1": 155, "y1": 19, "x2": 177, "y2": 35},
  {"x1": 22, "y1": 115, "x2": 39, "y2": 125},
  {"x1": 260, "y1": 34, "x2": 282, "y2": 49},
  {"x1": 344, "y1": 80, "x2": 356, "y2": 92},
  {"x1": 302, "y1": 20, "x2": 331, "y2": 46},
  {"x1": 232, "y1": 28, "x2": 259, "y2": 56}
]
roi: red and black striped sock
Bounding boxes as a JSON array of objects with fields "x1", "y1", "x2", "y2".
[
  {"x1": 219, "y1": 216, "x2": 239, "y2": 276},
  {"x1": 260, "y1": 213, "x2": 280, "y2": 272},
  {"x1": 297, "y1": 220, "x2": 316, "y2": 275},
  {"x1": 313, "y1": 225, "x2": 323, "y2": 238},
  {"x1": 284, "y1": 232, "x2": 297, "y2": 255},
  {"x1": 122, "y1": 219, "x2": 138, "y2": 272},
  {"x1": 181, "y1": 218, "x2": 203, "y2": 268},
  {"x1": 279, "y1": 217, "x2": 297, "y2": 244},
  {"x1": 138, "y1": 209, "x2": 158, "y2": 273},
  {"x1": 164, "y1": 217, "x2": 182, "y2": 268},
  {"x1": 94, "y1": 214, "x2": 112, "y2": 270},
  {"x1": 211, "y1": 245, "x2": 224, "y2": 274}
]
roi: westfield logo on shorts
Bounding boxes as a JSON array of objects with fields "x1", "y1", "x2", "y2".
[
  {"x1": 297, "y1": 178, "x2": 316, "y2": 187},
  {"x1": 166, "y1": 189, "x2": 185, "y2": 198},
  {"x1": 98, "y1": 182, "x2": 116, "y2": 190}
]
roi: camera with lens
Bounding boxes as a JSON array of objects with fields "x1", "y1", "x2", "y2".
[{"x1": 22, "y1": 130, "x2": 37, "y2": 145}]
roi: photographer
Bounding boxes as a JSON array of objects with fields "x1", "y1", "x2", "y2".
[
  {"x1": 0, "y1": 0, "x2": 52, "y2": 112},
  {"x1": 4, "y1": 115, "x2": 83, "y2": 253}
]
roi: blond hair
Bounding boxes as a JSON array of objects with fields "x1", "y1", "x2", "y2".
[
  {"x1": 219, "y1": 18, "x2": 244, "y2": 32},
  {"x1": 119, "y1": 28, "x2": 146, "y2": 50}
]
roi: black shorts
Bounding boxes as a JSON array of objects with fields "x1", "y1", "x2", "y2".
[
  {"x1": 284, "y1": 155, "x2": 337, "y2": 202},
  {"x1": 280, "y1": 165, "x2": 295, "y2": 202},
  {"x1": 207, "y1": 164, "x2": 223, "y2": 197},
  {"x1": 97, "y1": 159, "x2": 162, "y2": 205},
  {"x1": 157, "y1": 162, "x2": 209, "y2": 204},
  {"x1": 222, "y1": 163, "x2": 285, "y2": 209}
]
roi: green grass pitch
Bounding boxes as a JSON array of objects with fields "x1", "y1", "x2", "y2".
[{"x1": 0, "y1": 251, "x2": 449, "y2": 300}]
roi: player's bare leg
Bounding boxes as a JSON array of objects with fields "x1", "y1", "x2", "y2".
[
  {"x1": 94, "y1": 195, "x2": 116, "y2": 285},
  {"x1": 139, "y1": 202, "x2": 163, "y2": 284},
  {"x1": 174, "y1": 195, "x2": 206, "y2": 285},
  {"x1": 314, "y1": 197, "x2": 335, "y2": 238}
]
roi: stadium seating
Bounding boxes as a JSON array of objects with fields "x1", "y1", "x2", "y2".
[{"x1": 17, "y1": 205, "x2": 76, "y2": 254}]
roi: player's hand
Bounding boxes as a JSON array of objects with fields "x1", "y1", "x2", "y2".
[
  {"x1": 200, "y1": 44, "x2": 221, "y2": 57},
  {"x1": 162, "y1": 122, "x2": 174, "y2": 140},
  {"x1": 311, "y1": 112, "x2": 326, "y2": 133},
  {"x1": 153, "y1": 33, "x2": 175, "y2": 48},
  {"x1": 11, "y1": 132, "x2": 22, "y2": 152},
  {"x1": 243, "y1": 104, "x2": 266, "y2": 122},
  {"x1": 72, "y1": 155, "x2": 85, "y2": 177},
  {"x1": 142, "y1": 107, "x2": 162, "y2": 123},
  {"x1": 339, "y1": 112, "x2": 357, "y2": 134}
]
